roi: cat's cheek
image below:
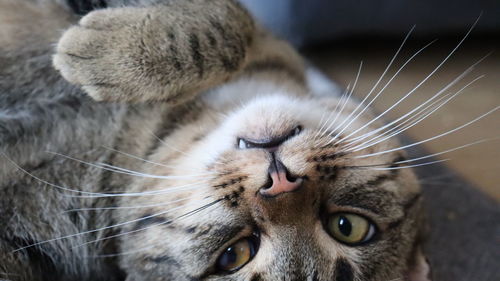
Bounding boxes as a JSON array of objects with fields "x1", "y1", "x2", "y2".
[{"x1": 405, "y1": 247, "x2": 432, "y2": 281}]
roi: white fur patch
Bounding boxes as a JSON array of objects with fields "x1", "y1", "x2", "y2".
[{"x1": 306, "y1": 67, "x2": 343, "y2": 97}]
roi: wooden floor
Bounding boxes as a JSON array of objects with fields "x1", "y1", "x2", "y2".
[{"x1": 304, "y1": 35, "x2": 500, "y2": 200}]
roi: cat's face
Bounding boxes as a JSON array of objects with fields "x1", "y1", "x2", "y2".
[{"x1": 118, "y1": 95, "x2": 426, "y2": 281}]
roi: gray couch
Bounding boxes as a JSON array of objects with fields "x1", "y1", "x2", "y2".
[{"x1": 240, "y1": 0, "x2": 500, "y2": 47}]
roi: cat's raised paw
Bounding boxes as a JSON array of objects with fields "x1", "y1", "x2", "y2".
[
  {"x1": 53, "y1": 1, "x2": 255, "y2": 103},
  {"x1": 53, "y1": 7, "x2": 187, "y2": 102}
]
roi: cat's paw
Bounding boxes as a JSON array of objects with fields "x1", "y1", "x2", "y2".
[
  {"x1": 54, "y1": 7, "x2": 173, "y2": 102},
  {"x1": 53, "y1": 1, "x2": 255, "y2": 103}
]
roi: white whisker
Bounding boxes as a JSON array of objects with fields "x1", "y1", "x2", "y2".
[
  {"x1": 332, "y1": 17, "x2": 481, "y2": 150},
  {"x1": 89, "y1": 244, "x2": 161, "y2": 258},
  {"x1": 332, "y1": 39, "x2": 437, "y2": 146},
  {"x1": 395, "y1": 137, "x2": 499, "y2": 164},
  {"x1": 13, "y1": 204, "x2": 187, "y2": 253},
  {"x1": 314, "y1": 110, "x2": 328, "y2": 139},
  {"x1": 341, "y1": 91, "x2": 456, "y2": 152},
  {"x1": 97, "y1": 162, "x2": 217, "y2": 179},
  {"x1": 314, "y1": 83, "x2": 351, "y2": 139},
  {"x1": 318, "y1": 61, "x2": 363, "y2": 142},
  {"x1": 324, "y1": 26, "x2": 416, "y2": 145},
  {"x1": 353, "y1": 106, "x2": 499, "y2": 159},
  {"x1": 348, "y1": 137, "x2": 498, "y2": 169},
  {"x1": 146, "y1": 128, "x2": 191, "y2": 157},
  {"x1": 72, "y1": 198, "x2": 222, "y2": 250},
  {"x1": 346, "y1": 75, "x2": 484, "y2": 152},
  {"x1": 101, "y1": 145, "x2": 176, "y2": 169},
  {"x1": 320, "y1": 61, "x2": 366, "y2": 144},
  {"x1": 146, "y1": 128, "x2": 225, "y2": 166},
  {"x1": 63, "y1": 191, "x2": 212, "y2": 212},
  {"x1": 69, "y1": 180, "x2": 212, "y2": 198},
  {"x1": 1, "y1": 153, "x2": 118, "y2": 197},
  {"x1": 369, "y1": 159, "x2": 448, "y2": 170},
  {"x1": 316, "y1": 83, "x2": 353, "y2": 145},
  {"x1": 86, "y1": 201, "x2": 221, "y2": 258},
  {"x1": 47, "y1": 151, "x2": 216, "y2": 180},
  {"x1": 340, "y1": 54, "x2": 489, "y2": 148}
]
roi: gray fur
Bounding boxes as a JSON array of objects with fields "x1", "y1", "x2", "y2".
[{"x1": 0, "y1": 1, "x2": 429, "y2": 281}]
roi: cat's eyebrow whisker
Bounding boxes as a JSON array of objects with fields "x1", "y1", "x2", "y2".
[
  {"x1": 333, "y1": 16, "x2": 481, "y2": 148},
  {"x1": 71, "y1": 198, "x2": 222, "y2": 250},
  {"x1": 352, "y1": 106, "x2": 499, "y2": 159},
  {"x1": 342, "y1": 74, "x2": 484, "y2": 152}
]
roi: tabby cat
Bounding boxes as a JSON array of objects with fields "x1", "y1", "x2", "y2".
[{"x1": 0, "y1": 0, "x2": 431, "y2": 280}]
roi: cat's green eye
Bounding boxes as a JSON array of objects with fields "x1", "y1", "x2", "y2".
[
  {"x1": 327, "y1": 213, "x2": 376, "y2": 245},
  {"x1": 216, "y1": 236, "x2": 259, "y2": 272}
]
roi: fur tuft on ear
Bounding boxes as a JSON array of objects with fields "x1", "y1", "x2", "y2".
[{"x1": 406, "y1": 247, "x2": 432, "y2": 281}]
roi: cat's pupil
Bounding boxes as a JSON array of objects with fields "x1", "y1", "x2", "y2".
[
  {"x1": 338, "y1": 216, "x2": 352, "y2": 236},
  {"x1": 220, "y1": 247, "x2": 238, "y2": 266}
]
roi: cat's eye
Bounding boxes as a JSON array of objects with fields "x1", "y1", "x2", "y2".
[
  {"x1": 216, "y1": 235, "x2": 259, "y2": 272},
  {"x1": 327, "y1": 213, "x2": 376, "y2": 245},
  {"x1": 237, "y1": 125, "x2": 302, "y2": 150},
  {"x1": 238, "y1": 138, "x2": 251, "y2": 149}
]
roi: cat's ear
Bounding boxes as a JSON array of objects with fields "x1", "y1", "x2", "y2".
[{"x1": 406, "y1": 247, "x2": 432, "y2": 281}]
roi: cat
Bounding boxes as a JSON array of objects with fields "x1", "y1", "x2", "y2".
[{"x1": 0, "y1": 0, "x2": 432, "y2": 280}]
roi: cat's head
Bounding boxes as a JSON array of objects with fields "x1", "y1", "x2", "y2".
[{"x1": 118, "y1": 94, "x2": 430, "y2": 281}]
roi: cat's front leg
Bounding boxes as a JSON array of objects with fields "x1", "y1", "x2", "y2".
[{"x1": 53, "y1": 0, "x2": 255, "y2": 103}]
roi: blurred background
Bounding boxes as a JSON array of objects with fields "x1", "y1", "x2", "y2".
[{"x1": 240, "y1": 0, "x2": 500, "y2": 200}]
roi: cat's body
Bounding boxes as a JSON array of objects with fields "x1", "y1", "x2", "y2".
[{"x1": 0, "y1": 1, "x2": 430, "y2": 280}]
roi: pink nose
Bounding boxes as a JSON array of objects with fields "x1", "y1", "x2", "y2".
[{"x1": 260, "y1": 159, "x2": 303, "y2": 197}]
